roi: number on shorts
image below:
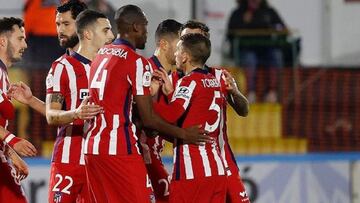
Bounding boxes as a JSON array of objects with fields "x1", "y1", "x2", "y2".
[
  {"x1": 158, "y1": 178, "x2": 170, "y2": 196},
  {"x1": 52, "y1": 174, "x2": 73, "y2": 195}
]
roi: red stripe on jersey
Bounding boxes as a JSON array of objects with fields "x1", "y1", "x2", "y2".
[
  {"x1": 85, "y1": 40, "x2": 151, "y2": 156},
  {"x1": 46, "y1": 54, "x2": 90, "y2": 165}
]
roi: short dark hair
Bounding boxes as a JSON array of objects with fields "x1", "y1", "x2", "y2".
[
  {"x1": 180, "y1": 33, "x2": 211, "y2": 65},
  {"x1": 114, "y1": 4, "x2": 145, "y2": 34},
  {"x1": 181, "y1": 20, "x2": 210, "y2": 38},
  {"x1": 0, "y1": 17, "x2": 24, "y2": 35},
  {"x1": 155, "y1": 19, "x2": 182, "y2": 45},
  {"x1": 76, "y1": 10, "x2": 107, "y2": 39},
  {"x1": 57, "y1": 0, "x2": 88, "y2": 20}
]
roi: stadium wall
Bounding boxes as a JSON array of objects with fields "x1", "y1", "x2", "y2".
[{"x1": 22, "y1": 153, "x2": 360, "y2": 203}]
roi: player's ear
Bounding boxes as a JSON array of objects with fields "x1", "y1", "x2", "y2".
[
  {"x1": 159, "y1": 39, "x2": 168, "y2": 51},
  {"x1": 0, "y1": 35, "x2": 7, "y2": 48},
  {"x1": 83, "y1": 29, "x2": 92, "y2": 40}
]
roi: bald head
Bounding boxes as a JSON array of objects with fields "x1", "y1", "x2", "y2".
[{"x1": 114, "y1": 5, "x2": 148, "y2": 49}]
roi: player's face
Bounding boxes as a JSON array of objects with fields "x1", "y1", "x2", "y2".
[
  {"x1": 6, "y1": 25, "x2": 27, "y2": 63},
  {"x1": 135, "y1": 14, "x2": 148, "y2": 50},
  {"x1": 174, "y1": 40, "x2": 186, "y2": 70},
  {"x1": 92, "y1": 18, "x2": 114, "y2": 50},
  {"x1": 56, "y1": 11, "x2": 79, "y2": 48},
  {"x1": 165, "y1": 37, "x2": 180, "y2": 66},
  {"x1": 180, "y1": 28, "x2": 205, "y2": 37}
]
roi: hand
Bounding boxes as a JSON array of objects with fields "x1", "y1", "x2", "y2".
[
  {"x1": 139, "y1": 131, "x2": 152, "y2": 164},
  {"x1": 154, "y1": 69, "x2": 174, "y2": 96},
  {"x1": 182, "y1": 125, "x2": 213, "y2": 145},
  {"x1": 222, "y1": 70, "x2": 240, "y2": 94},
  {"x1": 74, "y1": 96, "x2": 103, "y2": 120},
  {"x1": 5, "y1": 145, "x2": 29, "y2": 181},
  {"x1": 8, "y1": 81, "x2": 33, "y2": 105},
  {"x1": 150, "y1": 77, "x2": 162, "y2": 97},
  {"x1": 13, "y1": 138, "x2": 37, "y2": 157}
]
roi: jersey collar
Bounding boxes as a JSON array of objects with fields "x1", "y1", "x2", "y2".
[
  {"x1": 113, "y1": 38, "x2": 136, "y2": 51},
  {"x1": 0, "y1": 59, "x2": 7, "y2": 73},
  {"x1": 150, "y1": 55, "x2": 163, "y2": 70},
  {"x1": 71, "y1": 52, "x2": 91, "y2": 64},
  {"x1": 192, "y1": 67, "x2": 209, "y2": 74}
]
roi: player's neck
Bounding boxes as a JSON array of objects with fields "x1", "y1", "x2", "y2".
[
  {"x1": 154, "y1": 49, "x2": 171, "y2": 72},
  {"x1": 116, "y1": 34, "x2": 136, "y2": 49},
  {"x1": 77, "y1": 42, "x2": 97, "y2": 61},
  {"x1": 185, "y1": 62, "x2": 202, "y2": 75},
  {"x1": 0, "y1": 53, "x2": 11, "y2": 68}
]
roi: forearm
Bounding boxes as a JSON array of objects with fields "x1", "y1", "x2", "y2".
[
  {"x1": 0, "y1": 126, "x2": 10, "y2": 141},
  {"x1": 143, "y1": 113, "x2": 185, "y2": 140},
  {"x1": 46, "y1": 109, "x2": 76, "y2": 125},
  {"x1": 227, "y1": 89, "x2": 249, "y2": 117},
  {"x1": 28, "y1": 96, "x2": 46, "y2": 116}
]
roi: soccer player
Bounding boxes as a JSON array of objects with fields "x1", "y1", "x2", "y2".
[
  {"x1": 0, "y1": 16, "x2": 37, "y2": 203},
  {"x1": 84, "y1": 5, "x2": 211, "y2": 203},
  {"x1": 153, "y1": 33, "x2": 227, "y2": 203},
  {"x1": 180, "y1": 20, "x2": 251, "y2": 203},
  {"x1": 139, "y1": 19, "x2": 182, "y2": 203},
  {"x1": 10, "y1": 7, "x2": 114, "y2": 203}
]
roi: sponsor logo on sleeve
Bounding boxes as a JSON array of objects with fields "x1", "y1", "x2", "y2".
[{"x1": 174, "y1": 86, "x2": 191, "y2": 99}]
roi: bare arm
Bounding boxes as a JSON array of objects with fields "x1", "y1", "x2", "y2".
[
  {"x1": 8, "y1": 82, "x2": 46, "y2": 116},
  {"x1": 46, "y1": 94, "x2": 103, "y2": 125},
  {"x1": 223, "y1": 70, "x2": 249, "y2": 117},
  {"x1": 0, "y1": 126, "x2": 37, "y2": 157},
  {"x1": 135, "y1": 95, "x2": 211, "y2": 145},
  {"x1": 5, "y1": 145, "x2": 29, "y2": 181}
]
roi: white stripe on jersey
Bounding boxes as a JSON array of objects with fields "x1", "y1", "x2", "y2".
[
  {"x1": 199, "y1": 145, "x2": 212, "y2": 177},
  {"x1": 61, "y1": 136, "x2": 71, "y2": 163},
  {"x1": 84, "y1": 64, "x2": 91, "y2": 80},
  {"x1": 212, "y1": 145, "x2": 225, "y2": 176},
  {"x1": 109, "y1": 114, "x2": 119, "y2": 155},
  {"x1": 183, "y1": 144, "x2": 194, "y2": 179},
  {"x1": 84, "y1": 116, "x2": 97, "y2": 154},
  {"x1": 219, "y1": 108, "x2": 231, "y2": 176},
  {"x1": 128, "y1": 101, "x2": 140, "y2": 154},
  {"x1": 135, "y1": 58, "x2": 144, "y2": 95},
  {"x1": 63, "y1": 59, "x2": 77, "y2": 111},
  {"x1": 53, "y1": 63, "x2": 64, "y2": 92},
  {"x1": 214, "y1": 69, "x2": 223, "y2": 83},
  {"x1": 79, "y1": 138, "x2": 85, "y2": 165},
  {"x1": 93, "y1": 114, "x2": 107, "y2": 154}
]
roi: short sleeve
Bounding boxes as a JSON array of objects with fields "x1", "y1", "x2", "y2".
[
  {"x1": 129, "y1": 57, "x2": 152, "y2": 96},
  {"x1": 46, "y1": 61, "x2": 68, "y2": 96}
]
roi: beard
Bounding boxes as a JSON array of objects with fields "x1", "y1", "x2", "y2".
[
  {"x1": 60, "y1": 33, "x2": 79, "y2": 48},
  {"x1": 6, "y1": 42, "x2": 22, "y2": 63}
]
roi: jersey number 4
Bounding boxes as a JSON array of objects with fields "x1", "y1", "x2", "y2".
[{"x1": 90, "y1": 58, "x2": 109, "y2": 100}]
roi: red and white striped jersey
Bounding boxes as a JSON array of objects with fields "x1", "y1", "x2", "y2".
[
  {"x1": 170, "y1": 66, "x2": 240, "y2": 177},
  {"x1": 142, "y1": 55, "x2": 169, "y2": 161},
  {"x1": 84, "y1": 39, "x2": 152, "y2": 156},
  {"x1": 154, "y1": 68, "x2": 226, "y2": 180},
  {"x1": 207, "y1": 67, "x2": 240, "y2": 177},
  {"x1": 46, "y1": 52, "x2": 91, "y2": 165},
  {"x1": 0, "y1": 59, "x2": 12, "y2": 163}
]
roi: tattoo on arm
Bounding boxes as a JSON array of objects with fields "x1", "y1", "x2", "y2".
[{"x1": 50, "y1": 93, "x2": 64, "y2": 104}]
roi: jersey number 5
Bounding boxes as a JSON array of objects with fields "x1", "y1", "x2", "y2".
[
  {"x1": 90, "y1": 58, "x2": 108, "y2": 100},
  {"x1": 205, "y1": 91, "x2": 221, "y2": 133}
]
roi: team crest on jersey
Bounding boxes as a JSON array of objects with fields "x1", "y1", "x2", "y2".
[
  {"x1": 46, "y1": 74, "x2": 54, "y2": 89},
  {"x1": 143, "y1": 71, "x2": 151, "y2": 87},
  {"x1": 174, "y1": 86, "x2": 191, "y2": 99},
  {"x1": 53, "y1": 192, "x2": 62, "y2": 203}
]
